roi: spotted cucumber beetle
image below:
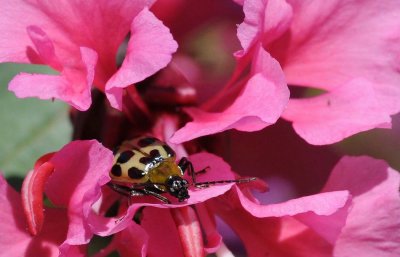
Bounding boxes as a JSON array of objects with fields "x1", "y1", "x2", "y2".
[{"x1": 107, "y1": 136, "x2": 256, "y2": 203}]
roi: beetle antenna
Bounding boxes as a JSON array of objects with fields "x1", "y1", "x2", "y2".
[{"x1": 193, "y1": 177, "x2": 256, "y2": 187}]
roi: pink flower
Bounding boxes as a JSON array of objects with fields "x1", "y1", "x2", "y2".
[
  {"x1": 3, "y1": 139, "x2": 399, "y2": 256},
  {"x1": 235, "y1": 0, "x2": 400, "y2": 144},
  {"x1": 0, "y1": 0, "x2": 178, "y2": 111}
]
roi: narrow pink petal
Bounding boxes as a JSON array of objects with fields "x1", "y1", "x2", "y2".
[
  {"x1": 171, "y1": 74, "x2": 286, "y2": 143},
  {"x1": 282, "y1": 78, "x2": 392, "y2": 145},
  {"x1": 237, "y1": 0, "x2": 292, "y2": 52},
  {"x1": 232, "y1": 186, "x2": 349, "y2": 218},
  {"x1": 106, "y1": 8, "x2": 178, "y2": 109},
  {"x1": 195, "y1": 203, "x2": 222, "y2": 253},
  {"x1": 322, "y1": 156, "x2": 400, "y2": 257}
]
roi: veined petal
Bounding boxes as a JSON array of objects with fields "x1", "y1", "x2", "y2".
[{"x1": 106, "y1": 8, "x2": 178, "y2": 110}]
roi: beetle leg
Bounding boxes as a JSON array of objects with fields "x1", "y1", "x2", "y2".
[
  {"x1": 107, "y1": 182, "x2": 132, "y2": 197},
  {"x1": 108, "y1": 182, "x2": 171, "y2": 203},
  {"x1": 178, "y1": 157, "x2": 197, "y2": 183},
  {"x1": 142, "y1": 188, "x2": 171, "y2": 204}
]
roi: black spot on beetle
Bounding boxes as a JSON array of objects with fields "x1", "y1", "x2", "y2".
[
  {"x1": 139, "y1": 156, "x2": 153, "y2": 165},
  {"x1": 128, "y1": 167, "x2": 146, "y2": 179},
  {"x1": 111, "y1": 165, "x2": 122, "y2": 177},
  {"x1": 149, "y1": 149, "x2": 161, "y2": 158},
  {"x1": 117, "y1": 151, "x2": 134, "y2": 163},
  {"x1": 163, "y1": 144, "x2": 175, "y2": 157},
  {"x1": 138, "y1": 137, "x2": 157, "y2": 147}
]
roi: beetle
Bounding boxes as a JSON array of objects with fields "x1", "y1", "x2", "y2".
[{"x1": 107, "y1": 136, "x2": 255, "y2": 203}]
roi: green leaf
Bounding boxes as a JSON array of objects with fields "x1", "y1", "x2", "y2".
[{"x1": 0, "y1": 63, "x2": 71, "y2": 178}]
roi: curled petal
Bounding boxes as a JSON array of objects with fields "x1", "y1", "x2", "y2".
[
  {"x1": 42, "y1": 140, "x2": 113, "y2": 253},
  {"x1": 106, "y1": 7, "x2": 178, "y2": 109},
  {"x1": 171, "y1": 73, "x2": 286, "y2": 143}
]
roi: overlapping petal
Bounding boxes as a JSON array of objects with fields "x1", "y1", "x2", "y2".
[
  {"x1": 238, "y1": 0, "x2": 400, "y2": 144},
  {"x1": 171, "y1": 48, "x2": 289, "y2": 143}
]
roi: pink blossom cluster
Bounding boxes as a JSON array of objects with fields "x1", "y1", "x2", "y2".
[{"x1": 0, "y1": 0, "x2": 399, "y2": 256}]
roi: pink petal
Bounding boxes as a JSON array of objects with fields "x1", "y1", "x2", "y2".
[
  {"x1": 141, "y1": 207, "x2": 185, "y2": 257},
  {"x1": 274, "y1": 0, "x2": 400, "y2": 135},
  {"x1": 106, "y1": 7, "x2": 178, "y2": 109},
  {"x1": 114, "y1": 223, "x2": 149, "y2": 257},
  {"x1": 208, "y1": 186, "x2": 348, "y2": 256},
  {"x1": 171, "y1": 46, "x2": 288, "y2": 143},
  {"x1": 44, "y1": 140, "x2": 114, "y2": 252},
  {"x1": 237, "y1": 0, "x2": 292, "y2": 53},
  {"x1": 0, "y1": 174, "x2": 68, "y2": 256},
  {"x1": 322, "y1": 156, "x2": 400, "y2": 257},
  {"x1": 0, "y1": 0, "x2": 154, "y2": 68},
  {"x1": 1, "y1": 0, "x2": 155, "y2": 108},
  {"x1": 231, "y1": 185, "x2": 349, "y2": 218},
  {"x1": 282, "y1": 78, "x2": 392, "y2": 145},
  {"x1": 171, "y1": 73, "x2": 285, "y2": 143},
  {"x1": 9, "y1": 46, "x2": 97, "y2": 111}
]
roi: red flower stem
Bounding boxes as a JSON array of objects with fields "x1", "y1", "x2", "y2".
[{"x1": 171, "y1": 206, "x2": 205, "y2": 257}]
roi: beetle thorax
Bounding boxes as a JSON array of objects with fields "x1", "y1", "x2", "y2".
[{"x1": 148, "y1": 160, "x2": 182, "y2": 185}]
